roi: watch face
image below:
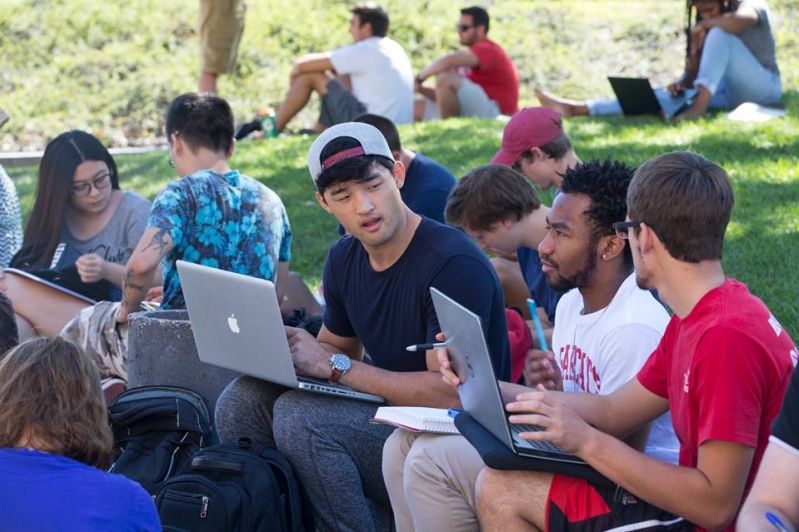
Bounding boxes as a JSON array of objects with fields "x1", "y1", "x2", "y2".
[{"x1": 331, "y1": 353, "x2": 351, "y2": 372}]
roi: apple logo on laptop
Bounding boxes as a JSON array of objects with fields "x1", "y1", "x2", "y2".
[
  {"x1": 227, "y1": 314, "x2": 241, "y2": 334},
  {"x1": 465, "y1": 355, "x2": 475, "y2": 378}
]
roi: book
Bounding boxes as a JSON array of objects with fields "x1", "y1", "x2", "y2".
[{"x1": 371, "y1": 407, "x2": 459, "y2": 434}]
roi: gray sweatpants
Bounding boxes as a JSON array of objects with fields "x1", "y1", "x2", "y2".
[{"x1": 215, "y1": 376, "x2": 395, "y2": 532}]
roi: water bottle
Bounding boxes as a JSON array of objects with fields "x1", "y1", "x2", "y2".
[{"x1": 258, "y1": 108, "x2": 277, "y2": 138}]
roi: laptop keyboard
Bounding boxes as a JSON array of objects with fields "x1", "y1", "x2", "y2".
[{"x1": 511, "y1": 423, "x2": 570, "y2": 454}]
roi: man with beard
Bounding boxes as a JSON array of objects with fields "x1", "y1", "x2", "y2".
[
  {"x1": 474, "y1": 152, "x2": 797, "y2": 532},
  {"x1": 382, "y1": 159, "x2": 678, "y2": 532},
  {"x1": 414, "y1": 6, "x2": 518, "y2": 121}
]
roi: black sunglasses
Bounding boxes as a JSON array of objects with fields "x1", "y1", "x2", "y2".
[{"x1": 456, "y1": 24, "x2": 474, "y2": 32}]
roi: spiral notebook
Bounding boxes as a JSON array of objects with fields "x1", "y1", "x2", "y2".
[{"x1": 372, "y1": 407, "x2": 458, "y2": 434}]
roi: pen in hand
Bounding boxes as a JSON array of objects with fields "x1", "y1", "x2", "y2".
[
  {"x1": 766, "y1": 512, "x2": 792, "y2": 532},
  {"x1": 526, "y1": 298, "x2": 549, "y2": 352},
  {"x1": 406, "y1": 342, "x2": 448, "y2": 352}
]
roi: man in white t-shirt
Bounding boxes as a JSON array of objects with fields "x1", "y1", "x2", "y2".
[
  {"x1": 266, "y1": 3, "x2": 413, "y2": 135},
  {"x1": 382, "y1": 158, "x2": 679, "y2": 532}
]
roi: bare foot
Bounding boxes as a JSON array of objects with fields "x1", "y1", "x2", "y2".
[
  {"x1": 534, "y1": 87, "x2": 589, "y2": 117},
  {"x1": 673, "y1": 104, "x2": 706, "y2": 122},
  {"x1": 673, "y1": 86, "x2": 711, "y2": 122}
]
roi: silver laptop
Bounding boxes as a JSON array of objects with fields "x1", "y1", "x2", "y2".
[
  {"x1": 430, "y1": 287, "x2": 585, "y2": 464},
  {"x1": 177, "y1": 261, "x2": 384, "y2": 404}
]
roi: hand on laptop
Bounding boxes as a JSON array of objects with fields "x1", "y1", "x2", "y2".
[
  {"x1": 435, "y1": 332, "x2": 461, "y2": 388},
  {"x1": 667, "y1": 81, "x2": 688, "y2": 97},
  {"x1": 523, "y1": 349, "x2": 561, "y2": 391},
  {"x1": 285, "y1": 325, "x2": 332, "y2": 379},
  {"x1": 506, "y1": 386, "x2": 594, "y2": 455}
]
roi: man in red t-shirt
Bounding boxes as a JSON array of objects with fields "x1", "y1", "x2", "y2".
[
  {"x1": 441, "y1": 151, "x2": 797, "y2": 531},
  {"x1": 414, "y1": 6, "x2": 519, "y2": 121}
]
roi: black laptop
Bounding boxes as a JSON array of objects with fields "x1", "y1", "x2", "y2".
[
  {"x1": 430, "y1": 288, "x2": 613, "y2": 486},
  {"x1": 608, "y1": 77, "x2": 696, "y2": 119}
]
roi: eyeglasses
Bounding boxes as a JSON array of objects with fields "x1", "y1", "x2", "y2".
[
  {"x1": 70, "y1": 173, "x2": 112, "y2": 197},
  {"x1": 613, "y1": 221, "x2": 641, "y2": 239},
  {"x1": 456, "y1": 24, "x2": 474, "y2": 32}
]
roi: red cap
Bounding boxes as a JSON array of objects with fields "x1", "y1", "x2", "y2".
[{"x1": 491, "y1": 107, "x2": 564, "y2": 166}]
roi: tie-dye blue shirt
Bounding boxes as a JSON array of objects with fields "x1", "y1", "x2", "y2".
[{"x1": 148, "y1": 169, "x2": 291, "y2": 309}]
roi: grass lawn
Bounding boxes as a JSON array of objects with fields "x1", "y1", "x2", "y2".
[{"x1": 3, "y1": 0, "x2": 798, "y2": 335}]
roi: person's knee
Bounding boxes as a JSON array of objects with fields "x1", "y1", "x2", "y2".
[
  {"x1": 435, "y1": 69, "x2": 462, "y2": 91},
  {"x1": 383, "y1": 429, "x2": 415, "y2": 481},
  {"x1": 475, "y1": 467, "x2": 511, "y2": 517},
  {"x1": 704, "y1": 25, "x2": 734, "y2": 45},
  {"x1": 272, "y1": 392, "x2": 327, "y2": 456},
  {"x1": 215, "y1": 376, "x2": 277, "y2": 443},
  {"x1": 291, "y1": 71, "x2": 330, "y2": 94}
]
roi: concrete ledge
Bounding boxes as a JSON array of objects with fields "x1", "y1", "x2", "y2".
[
  {"x1": 127, "y1": 309, "x2": 241, "y2": 418},
  {"x1": 0, "y1": 145, "x2": 167, "y2": 169}
]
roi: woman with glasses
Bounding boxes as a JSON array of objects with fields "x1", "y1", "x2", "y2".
[{"x1": 0, "y1": 130, "x2": 151, "y2": 339}]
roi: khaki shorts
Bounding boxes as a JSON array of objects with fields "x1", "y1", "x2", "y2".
[
  {"x1": 200, "y1": 0, "x2": 247, "y2": 75},
  {"x1": 423, "y1": 77, "x2": 501, "y2": 120}
]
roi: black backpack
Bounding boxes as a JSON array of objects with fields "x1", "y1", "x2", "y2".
[
  {"x1": 155, "y1": 438, "x2": 312, "y2": 532},
  {"x1": 108, "y1": 386, "x2": 213, "y2": 496}
]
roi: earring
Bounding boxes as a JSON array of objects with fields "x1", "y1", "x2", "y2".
[{"x1": 602, "y1": 254, "x2": 607, "y2": 260}]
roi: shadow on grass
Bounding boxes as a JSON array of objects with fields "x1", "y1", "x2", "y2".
[{"x1": 725, "y1": 227, "x2": 799, "y2": 339}]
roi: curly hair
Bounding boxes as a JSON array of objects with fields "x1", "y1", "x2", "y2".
[
  {"x1": 0, "y1": 337, "x2": 113, "y2": 469},
  {"x1": 560, "y1": 158, "x2": 634, "y2": 264}
]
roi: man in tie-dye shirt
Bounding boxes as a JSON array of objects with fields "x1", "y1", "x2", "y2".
[{"x1": 118, "y1": 93, "x2": 291, "y2": 322}]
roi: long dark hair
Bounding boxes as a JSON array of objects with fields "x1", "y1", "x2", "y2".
[
  {"x1": 686, "y1": 0, "x2": 739, "y2": 58},
  {"x1": 11, "y1": 131, "x2": 120, "y2": 270}
]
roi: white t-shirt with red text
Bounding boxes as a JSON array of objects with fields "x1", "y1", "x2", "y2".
[{"x1": 552, "y1": 273, "x2": 678, "y2": 463}]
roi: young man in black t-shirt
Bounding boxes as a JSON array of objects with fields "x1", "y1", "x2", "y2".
[{"x1": 215, "y1": 122, "x2": 510, "y2": 532}]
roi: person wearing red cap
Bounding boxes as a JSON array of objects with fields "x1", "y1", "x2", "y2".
[
  {"x1": 489, "y1": 107, "x2": 581, "y2": 338},
  {"x1": 414, "y1": 6, "x2": 519, "y2": 121},
  {"x1": 491, "y1": 107, "x2": 581, "y2": 191}
]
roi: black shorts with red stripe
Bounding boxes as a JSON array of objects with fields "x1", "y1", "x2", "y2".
[{"x1": 546, "y1": 475, "x2": 695, "y2": 532}]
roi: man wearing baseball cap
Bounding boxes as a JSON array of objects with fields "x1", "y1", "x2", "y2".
[
  {"x1": 215, "y1": 122, "x2": 510, "y2": 532},
  {"x1": 492, "y1": 107, "x2": 581, "y2": 191}
]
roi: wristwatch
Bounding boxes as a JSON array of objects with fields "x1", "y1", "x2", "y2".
[{"x1": 329, "y1": 353, "x2": 351, "y2": 385}]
